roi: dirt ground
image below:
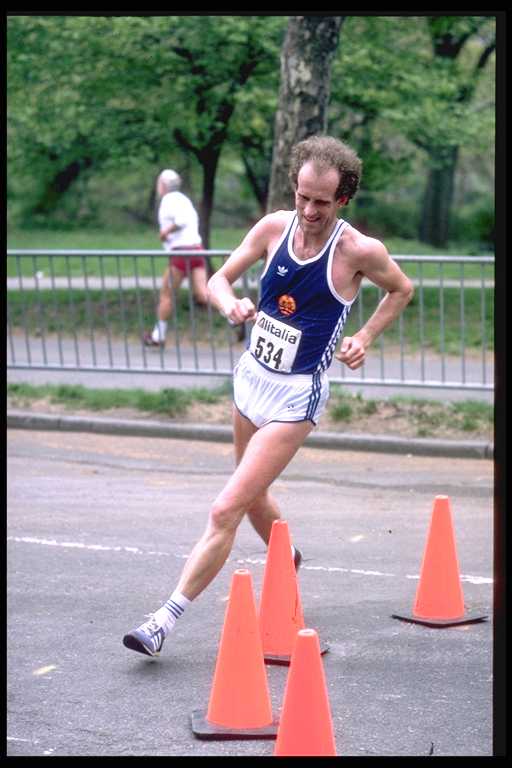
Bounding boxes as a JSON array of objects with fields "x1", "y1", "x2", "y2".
[
  {"x1": 8, "y1": 394, "x2": 493, "y2": 443},
  {"x1": 184, "y1": 399, "x2": 493, "y2": 442}
]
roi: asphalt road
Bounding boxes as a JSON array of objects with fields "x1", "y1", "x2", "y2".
[{"x1": 6, "y1": 429, "x2": 494, "y2": 757}]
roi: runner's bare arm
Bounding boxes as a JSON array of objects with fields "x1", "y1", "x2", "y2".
[
  {"x1": 337, "y1": 239, "x2": 414, "y2": 370},
  {"x1": 159, "y1": 223, "x2": 180, "y2": 240},
  {"x1": 208, "y1": 213, "x2": 287, "y2": 326}
]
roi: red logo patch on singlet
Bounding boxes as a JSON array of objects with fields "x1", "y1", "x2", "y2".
[{"x1": 278, "y1": 294, "x2": 296, "y2": 316}]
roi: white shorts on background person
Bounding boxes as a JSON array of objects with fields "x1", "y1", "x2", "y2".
[{"x1": 233, "y1": 350, "x2": 329, "y2": 428}]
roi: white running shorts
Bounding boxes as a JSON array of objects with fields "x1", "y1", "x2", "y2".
[{"x1": 233, "y1": 350, "x2": 329, "y2": 428}]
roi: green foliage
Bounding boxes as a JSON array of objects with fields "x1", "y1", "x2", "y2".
[
  {"x1": 353, "y1": 199, "x2": 420, "y2": 240},
  {"x1": 7, "y1": 380, "x2": 492, "y2": 439},
  {"x1": 388, "y1": 395, "x2": 493, "y2": 437},
  {"x1": 6, "y1": 226, "x2": 247, "y2": 252},
  {"x1": 330, "y1": 398, "x2": 354, "y2": 422},
  {"x1": 325, "y1": 386, "x2": 492, "y2": 437},
  {"x1": 8, "y1": 17, "x2": 164, "y2": 224},
  {"x1": 329, "y1": 15, "x2": 495, "y2": 244},
  {"x1": 7, "y1": 15, "x2": 494, "y2": 245},
  {"x1": 449, "y1": 197, "x2": 495, "y2": 247},
  {"x1": 167, "y1": 16, "x2": 284, "y2": 151},
  {"x1": 7, "y1": 15, "x2": 284, "y2": 230},
  {"x1": 6, "y1": 226, "x2": 491, "y2": 256},
  {"x1": 7, "y1": 380, "x2": 231, "y2": 417},
  {"x1": 362, "y1": 398, "x2": 379, "y2": 416},
  {"x1": 449, "y1": 399, "x2": 493, "y2": 432},
  {"x1": 329, "y1": 388, "x2": 378, "y2": 424}
]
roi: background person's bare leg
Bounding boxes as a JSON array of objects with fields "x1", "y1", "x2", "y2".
[
  {"x1": 190, "y1": 266, "x2": 209, "y2": 305},
  {"x1": 144, "y1": 265, "x2": 183, "y2": 346}
]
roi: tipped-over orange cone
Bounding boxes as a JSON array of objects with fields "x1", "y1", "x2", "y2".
[
  {"x1": 191, "y1": 569, "x2": 278, "y2": 740},
  {"x1": 274, "y1": 629, "x2": 337, "y2": 756},
  {"x1": 392, "y1": 495, "x2": 488, "y2": 627},
  {"x1": 259, "y1": 520, "x2": 328, "y2": 664}
]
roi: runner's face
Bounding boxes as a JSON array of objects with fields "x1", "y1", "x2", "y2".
[{"x1": 295, "y1": 162, "x2": 343, "y2": 235}]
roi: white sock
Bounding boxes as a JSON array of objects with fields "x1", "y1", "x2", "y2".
[
  {"x1": 152, "y1": 320, "x2": 167, "y2": 342},
  {"x1": 152, "y1": 590, "x2": 190, "y2": 636}
]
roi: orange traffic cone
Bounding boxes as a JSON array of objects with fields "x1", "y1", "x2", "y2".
[
  {"x1": 274, "y1": 629, "x2": 337, "y2": 756},
  {"x1": 259, "y1": 520, "x2": 329, "y2": 664},
  {"x1": 392, "y1": 495, "x2": 488, "y2": 627},
  {"x1": 191, "y1": 569, "x2": 278, "y2": 740}
]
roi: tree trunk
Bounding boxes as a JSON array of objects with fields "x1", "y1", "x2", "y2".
[
  {"x1": 33, "y1": 156, "x2": 93, "y2": 215},
  {"x1": 418, "y1": 17, "x2": 494, "y2": 246},
  {"x1": 241, "y1": 152, "x2": 269, "y2": 216},
  {"x1": 419, "y1": 145, "x2": 459, "y2": 247},
  {"x1": 267, "y1": 15, "x2": 344, "y2": 213},
  {"x1": 198, "y1": 150, "x2": 221, "y2": 252}
]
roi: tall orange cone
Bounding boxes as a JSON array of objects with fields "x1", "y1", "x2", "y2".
[
  {"x1": 191, "y1": 569, "x2": 278, "y2": 740},
  {"x1": 274, "y1": 629, "x2": 337, "y2": 756},
  {"x1": 259, "y1": 520, "x2": 329, "y2": 664},
  {"x1": 392, "y1": 495, "x2": 488, "y2": 627}
]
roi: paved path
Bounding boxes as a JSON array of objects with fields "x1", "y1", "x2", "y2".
[
  {"x1": 7, "y1": 429, "x2": 493, "y2": 756},
  {"x1": 7, "y1": 275, "x2": 494, "y2": 293}
]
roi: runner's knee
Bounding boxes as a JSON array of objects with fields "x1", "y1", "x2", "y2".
[{"x1": 210, "y1": 497, "x2": 244, "y2": 533}]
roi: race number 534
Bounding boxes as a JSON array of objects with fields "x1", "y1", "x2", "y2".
[{"x1": 253, "y1": 336, "x2": 284, "y2": 370}]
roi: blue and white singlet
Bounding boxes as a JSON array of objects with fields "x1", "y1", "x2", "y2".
[{"x1": 248, "y1": 212, "x2": 357, "y2": 375}]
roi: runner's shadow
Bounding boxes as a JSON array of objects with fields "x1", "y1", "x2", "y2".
[{"x1": 123, "y1": 656, "x2": 175, "y2": 677}]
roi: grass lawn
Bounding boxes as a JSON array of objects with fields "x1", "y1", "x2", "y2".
[
  {"x1": 7, "y1": 380, "x2": 493, "y2": 440},
  {"x1": 7, "y1": 227, "x2": 494, "y2": 281}
]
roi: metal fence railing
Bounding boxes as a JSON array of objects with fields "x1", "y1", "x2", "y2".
[{"x1": 6, "y1": 249, "x2": 494, "y2": 392}]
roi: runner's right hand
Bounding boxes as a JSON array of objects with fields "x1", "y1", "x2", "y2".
[{"x1": 222, "y1": 297, "x2": 256, "y2": 326}]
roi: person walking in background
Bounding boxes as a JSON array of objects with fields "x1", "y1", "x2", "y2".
[
  {"x1": 143, "y1": 169, "x2": 208, "y2": 348},
  {"x1": 124, "y1": 135, "x2": 414, "y2": 657}
]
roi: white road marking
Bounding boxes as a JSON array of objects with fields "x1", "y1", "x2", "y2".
[
  {"x1": 7, "y1": 535, "x2": 493, "y2": 584},
  {"x1": 33, "y1": 665, "x2": 57, "y2": 676},
  {"x1": 405, "y1": 572, "x2": 492, "y2": 585}
]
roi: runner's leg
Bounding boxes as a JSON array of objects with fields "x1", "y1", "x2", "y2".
[
  {"x1": 232, "y1": 406, "x2": 282, "y2": 545},
  {"x1": 176, "y1": 418, "x2": 313, "y2": 600},
  {"x1": 158, "y1": 264, "x2": 184, "y2": 321},
  {"x1": 190, "y1": 265, "x2": 209, "y2": 305}
]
